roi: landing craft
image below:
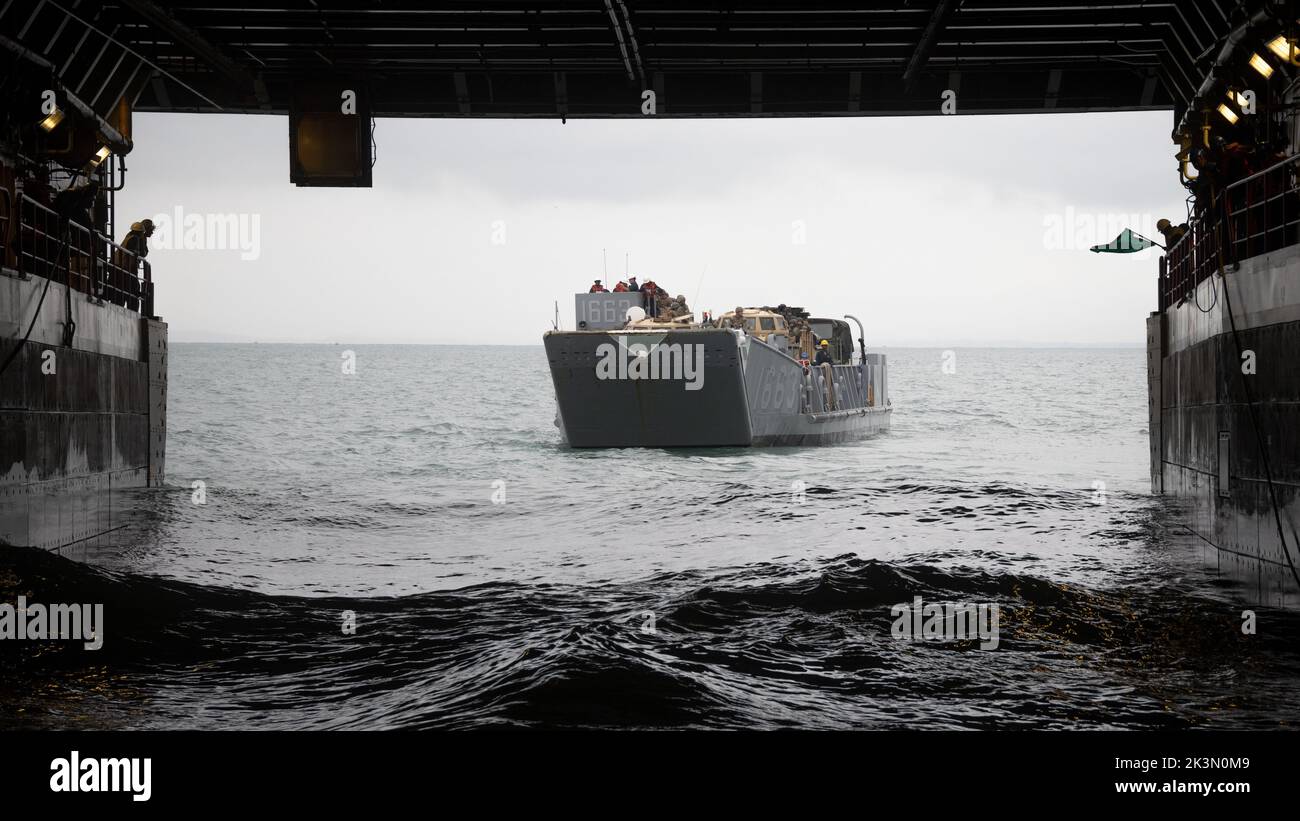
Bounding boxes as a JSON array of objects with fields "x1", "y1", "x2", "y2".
[{"x1": 544, "y1": 292, "x2": 891, "y2": 447}]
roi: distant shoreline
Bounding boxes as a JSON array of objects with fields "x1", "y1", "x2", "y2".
[{"x1": 167, "y1": 340, "x2": 1146, "y2": 349}]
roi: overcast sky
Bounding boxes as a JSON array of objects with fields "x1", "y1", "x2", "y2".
[{"x1": 116, "y1": 110, "x2": 1186, "y2": 346}]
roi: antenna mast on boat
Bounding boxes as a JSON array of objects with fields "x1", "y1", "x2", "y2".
[{"x1": 693, "y1": 265, "x2": 707, "y2": 319}]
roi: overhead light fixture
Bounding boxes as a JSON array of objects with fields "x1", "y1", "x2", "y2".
[
  {"x1": 1267, "y1": 35, "x2": 1297, "y2": 63},
  {"x1": 86, "y1": 145, "x2": 111, "y2": 170},
  {"x1": 1217, "y1": 103, "x2": 1240, "y2": 124},
  {"x1": 1249, "y1": 52, "x2": 1275, "y2": 77},
  {"x1": 38, "y1": 106, "x2": 64, "y2": 131},
  {"x1": 1229, "y1": 89, "x2": 1253, "y2": 109}
]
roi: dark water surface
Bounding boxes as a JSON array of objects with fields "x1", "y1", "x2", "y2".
[{"x1": 3, "y1": 344, "x2": 1299, "y2": 729}]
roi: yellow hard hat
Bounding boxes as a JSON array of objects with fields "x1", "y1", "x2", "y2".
[{"x1": 819, "y1": 340, "x2": 829, "y2": 347}]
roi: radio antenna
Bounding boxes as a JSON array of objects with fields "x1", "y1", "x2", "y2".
[
  {"x1": 693, "y1": 264, "x2": 708, "y2": 317},
  {"x1": 603, "y1": 248, "x2": 608, "y2": 279}
]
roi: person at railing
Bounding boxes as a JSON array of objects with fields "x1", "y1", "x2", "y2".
[
  {"x1": 22, "y1": 166, "x2": 52, "y2": 208},
  {"x1": 1156, "y1": 218, "x2": 1187, "y2": 249},
  {"x1": 589, "y1": 279, "x2": 607, "y2": 293},
  {"x1": 667, "y1": 293, "x2": 690, "y2": 318},
  {"x1": 1221, "y1": 141, "x2": 1254, "y2": 182},
  {"x1": 50, "y1": 179, "x2": 100, "y2": 295},
  {"x1": 120, "y1": 219, "x2": 154, "y2": 261},
  {"x1": 612, "y1": 280, "x2": 629, "y2": 292},
  {"x1": 51, "y1": 179, "x2": 98, "y2": 231},
  {"x1": 814, "y1": 339, "x2": 834, "y2": 366},
  {"x1": 113, "y1": 219, "x2": 154, "y2": 311},
  {"x1": 627, "y1": 276, "x2": 640, "y2": 291},
  {"x1": 1191, "y1": 139, "x2": 1254, "y2": 200},
  {"x1": 642, "y1": 279, "x2": 661, "y2": 316}
]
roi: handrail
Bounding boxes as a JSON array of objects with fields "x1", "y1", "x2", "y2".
[
  {"x1": 15, "y1": 193, "x2": 154, "y2": 316},
  {"x1": 1222, "y1": 151, "x2": 1300, "y2": 196},
  {"x1": 1160, "y1": 152, "x2": 1300, "y2": 313},
  {"x1": 0, "y1": 187, "x2": 11, "y2": 255}
]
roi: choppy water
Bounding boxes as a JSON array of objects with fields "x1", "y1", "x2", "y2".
[{"x1": 3, "y1": 344, "x2": 1299, "y2": 729}]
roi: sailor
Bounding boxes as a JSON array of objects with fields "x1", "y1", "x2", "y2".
[
  {"x1": 51, "y1": 179, "x2": 99, "y2": 229},
  {"x1": 115, "y1": 219, "x2": 154, "y2": 309},
  {"x1": 814, "y1": 339, "x2": 834, "y2": 366},
  {"x1": 613, "y1": 280, "x2": 629, "y2": 292},
  {"x1": 642, "y1": 280, "x2": 659, "y2": 316},
  {"x1": 23, "y1": 166, "x2": 53, "y2": 207},
  {"x1": 653, "y1": 288, "x2": 672, "y2": 318},
  {"x1": 589, "y1": 280, "x2": 608, "y2": 293},
  {"x1": 628, "y1": 276, "x2": 640, "y2": 291},
  {"x1": 50, "y1": 179, "x2": 101, "y2": 293},
  {"x1": 120, "y1": 219, "x2": 154, "y2": 262},
  {"x1": 1156, "y1": 218, "x2": 1187, "y2": 249}
]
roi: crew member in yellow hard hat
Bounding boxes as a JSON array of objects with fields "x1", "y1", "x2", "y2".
[
  {"x1": 1155, "y1": 218, "x2": 1187, "y2": 249},
  {"x1": 113, "y1": 218, "x2": 155, "y2": 309},
  {"x1": 814, "y1": 338, "x2": 834, "y2": 366}
]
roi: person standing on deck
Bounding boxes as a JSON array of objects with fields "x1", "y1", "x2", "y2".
[
  {"x1": 589, "y1": 280, "x2": 607, "y2": 293},
  {"x1": 120, "y1": 219, "x2": 154, "y2": 260},
  {"x1": 642, "y1": 280, "x2": 659, "y2": 316},
  {"x1": 1156, "y1": 218, "x2": 1186, "y2": 249},
  {"x1": 116, "y1": 219, "x2": 154, "y2": 310},
  {"x1": 814, "y1": 339, "x2": 834, "y2": 366},
  {"x1": 50, "y1": 179, "x2": 100, "y2": 294}
]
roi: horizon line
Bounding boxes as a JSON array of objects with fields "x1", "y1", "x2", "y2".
[{"x1": 167, "y1": 339, "x2": 1146, "y2": 348}]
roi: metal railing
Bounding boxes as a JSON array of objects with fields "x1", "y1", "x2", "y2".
[
  {"x1": 805, "y1": 362, "x2": 871, "y2": 413},
  {"x1": 15, "y1": 193, "x2": 153, "y2": 316},
  {"x1": 1161, "y1": 154, "x2": 1300, "y2": 311},
  {"x1": 0, "y1": 187, "x2": 12, "y2": 269}
]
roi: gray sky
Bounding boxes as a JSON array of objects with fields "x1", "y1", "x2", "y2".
[{"x1": 117, "y1": 110, "x2": 1185, "y2": 346}]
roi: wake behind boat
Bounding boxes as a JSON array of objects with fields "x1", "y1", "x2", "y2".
[{"x1": 544, "y1": 290, "x2": 891, "y2": 448}]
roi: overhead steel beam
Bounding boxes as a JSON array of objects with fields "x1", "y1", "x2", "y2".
[
  {"x1": 615, "y1": 0, "x2": 645, "y2": 85},
  {"x1": 32, "y1": 0, "x2": 1219, "y2": 118},
  {"x1": 73, "y1": 24, "x2": 119, "y2": 98},
  {"x1": 17, "y1": 0, "x2": 47, "y2": 39},
  {"x1": 117, "y1": 0, "x2": 268, "y2": 106},
  {"x1": 602, "y1": 0, "x2": 635, "y2": 82},
  {"x1": 0, "y1": 32, "x2": 131, "y2": 152},
  {"x1": 89, "y1": 43, "x2": 129, "y2": 110},
  {"x1": 903, "y1": 0, "x2": 962, "y2": 93}
]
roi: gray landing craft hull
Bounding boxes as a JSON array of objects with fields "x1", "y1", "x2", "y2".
[{"x1": 544, "y1": 328, "x2": 890, "y2": 447}]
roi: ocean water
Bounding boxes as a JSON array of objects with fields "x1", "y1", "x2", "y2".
[{"x1": 3, "y1": 343, "x2": 1299, "y2": 729}]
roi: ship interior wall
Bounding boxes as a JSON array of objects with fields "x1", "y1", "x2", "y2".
[
  {"x1": 1158, "y1": 245, "x2": 1300, "y2": 606},
  {"x1": 0, "y1": 271, "x2": 165, "y2": 553}
]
